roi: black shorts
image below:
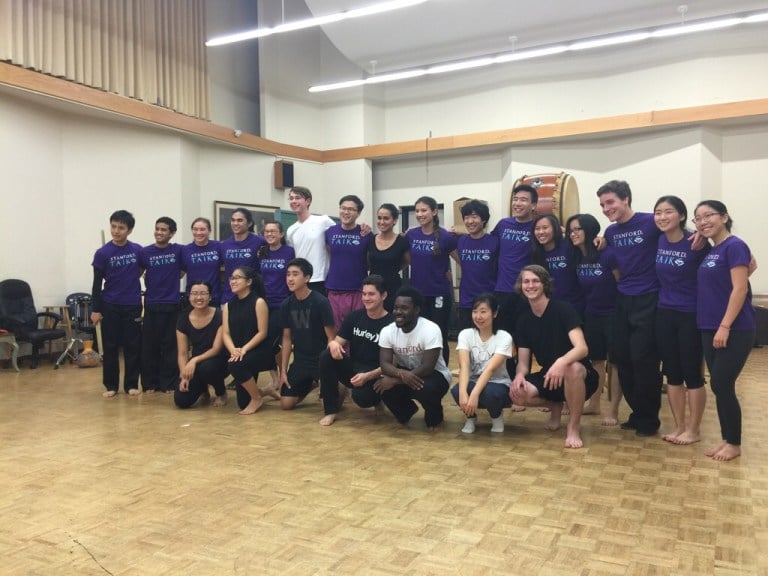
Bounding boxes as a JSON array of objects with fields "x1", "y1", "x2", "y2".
[
  {"x1": 281, "y1": 362, "x2": 318, "y2": 398},
  {"x1": 528, "y1": 362, "x2": 599, "y2": 403}
]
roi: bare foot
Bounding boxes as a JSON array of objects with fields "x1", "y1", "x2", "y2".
[
  {"x1": 200, "y1": 391, "x2": 212, "y2": 405},
  {"x1": 238, "y1": 397, "x2": 264, "y2": 415},
  {"x1": 102, "y1": 390, "x2": 116, "y2": 398},
  {"x1": 671, "y1": 431, "x2": 701, "y2": 445},
  {"x1": 711, "y1": 443, "x2": 741, "y2": 461},
  {"x1": 128, "y1": 389, "x2": 141, "y2": 396},
  {"x1": 427, "y1": 425, "x2": 441, "y2": 433},
  {"x1": 704, "y1": 441, "x2": 727, "y2": 457},
  {"x1": 601, "y1": 416, "x2": 618, "y2": 427},
  {"x1": 662, "y1": 429, "x2": 684, "y2": 443},
  {"x1": 212, "y1": 394, "x2": 227, "y2": 407},
  {"x1": 582, "y1": 403, "x2": 601, "y2": 416},
  {"x1": 144, "y1": 389, "x2": 155, "y2": 395},
  {"x1": 561, "y1": 404, "x2": 570, "y2": 416},
  {"x1": 319, "y1": 414, "x2": 337, "y2": 426},
  {"x1": 510, "y1": 404, "x2": 526, "y2": 412},
  {"x1": 565, "y1": 431, "x2": 584, "y2": 448},
  {"x1": 545, "y1": 414, "x2": 561, "y2": 431},
  {"x1": 164, "y1": 389, "x2": 173, "y2": 395}
]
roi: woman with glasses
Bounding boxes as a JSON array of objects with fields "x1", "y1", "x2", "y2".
[
  {"x1": 531, "y1": 214, "x2": 585, "y2": 315},
  {"x1": 694, "y1": 200, "x2": 755, "y2": 462},
  {"x1": 174, "y1": 281, "x2": 228, "y2": 409},
  {"x1": 565, "y1": 213, "x2": 621, "y2": 424},
  {"x1": 405, "y1": 196, "x2": 458, "y2": 363},
  {"x1": 653, "y1": 196, "x2": 709, "y2": 445},
  {"x1": 257, "y1": 221, "x2": 295, "y2": 397},
  {"x1": 223, "y1": 266, "x2": 275, "y2": 415}
]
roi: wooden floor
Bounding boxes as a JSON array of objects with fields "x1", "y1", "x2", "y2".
[{"x1": 1, "y1": 347, "x2": 767, "y2": 576}]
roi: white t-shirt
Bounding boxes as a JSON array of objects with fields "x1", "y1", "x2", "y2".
[
  {"x1": 456, "y1": 328, "x2": 513, "y2": 387},
  {"x1": 379, "y1": 317, "x2": 453, "y2": 384},
  {"x1": 286, "y1": 214, "x2": 335, "y2": 282}
]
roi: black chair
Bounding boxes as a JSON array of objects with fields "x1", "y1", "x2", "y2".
[
  {"x1": 0, "y1": 279, "x2": 66, "y2": 369},
  {"x1": 55, "y1": 292, "x2": 98, "y2": 368}
]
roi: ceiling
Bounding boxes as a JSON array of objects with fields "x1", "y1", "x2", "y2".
[{"x1": 261, "y1": 0, "x2": 768, "y2": 99}]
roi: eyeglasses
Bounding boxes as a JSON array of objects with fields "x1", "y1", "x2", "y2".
[
  {"x1": 569, "y1": 227, "x2": 583, "y2": 234},
  {"x1": 339, "y1": 206, "x2": 358, "y2": 213},
  {"x1": 229, "y1": 275, "x2": 246, "y2": 281},
  {"x1": 692, "y1": 212, "x2": 722, "y2": 224},
  {"x1": 189, "y1": 291, "x2": 210, "y2": 297}
]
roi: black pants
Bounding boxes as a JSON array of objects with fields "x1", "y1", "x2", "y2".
[
  {"x1": 318, "y1": 349, "x2": 381, "y2": 415},
  {"x1": 702, "y1": 329, "x2": 754, "y2": 446},
  {"x1": 421, "y1": 294, "x2": 452, "y2": 364},
  {"x1": 612, "y1": 292, "x2": 662, "y2": 433},
  {"x1": 174, "y1": 356, "x2": 228, "y2": 408},
  {"x1": 381, "y1": 370, "x2": 449, "y2": 427},
  {"x1": 655, "y1": 309, "x2": 704, "y2": 388},
  {"x1": 100, "y1": 303, "x2": 142, "y2": 393},
  {"x1": 141, "y1": 305, "x2": 180, "y2": 392}
]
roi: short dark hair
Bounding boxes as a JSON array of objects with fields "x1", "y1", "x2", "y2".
[
  {"x1": 110, "y1": 210, "x2": 135, "y2": 230},
  {"x1": 156, "y1": 216, "x2": 177, "y2": 233},
  {"x1": 286, "y1": 257, "x2": 313, "y2": 278},
  {"x1": 460, "y1": 200, "x2": 490, "y2": 227},
  {"x1": 512, "y1": 184, "x2": 538, "y2": 205},
  {"x1": 515, "y1": 264, "x2": 553, "y2": 299},
  {"x1": 339, "y1": 195, "x2": 364, "y2": 213},
  {"x1": 362, "y1": 274, "x2": 386, "y2": 295},
  {"x1": 290, "y1": 186, "x2": 312, "y2": 203},
  {"x1": 394, "y1": 286, "x2": 424, "y2": 311},
  {"x1": 597, "y1": 180, "x2": 632, "y2": 206},
  {"x1": 187, "y1": 280, "x2": 213, "y2": 293}
]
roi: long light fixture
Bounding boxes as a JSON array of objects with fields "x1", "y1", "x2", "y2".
[
  {"x1": 309, "y1": 10, "x2": 768, "y2": 92},
  {"x1": 206, "y1": 0, "x2": 428, "y2": 47}
]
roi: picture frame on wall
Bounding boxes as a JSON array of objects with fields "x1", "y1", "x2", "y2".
[{"x1": 214, "y1": 201, "x2": 280, "y2": 240}]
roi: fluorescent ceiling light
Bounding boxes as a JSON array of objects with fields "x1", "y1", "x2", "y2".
[
  {"x1": 206, "y1": 0, "x2": 427, "y2": 46},
  {"x1": 309, "y1": 10, "x2": 768, "y2": 93}
]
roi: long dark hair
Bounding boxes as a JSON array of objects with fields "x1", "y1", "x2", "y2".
[
  {"x1": 654, "y1": 195, "x2": 689, "y2": 233},
  {"x1": 566, "y1": 213, "x2": 601, "y2": 265},
  {"x1": 531, "y1": 214, "x2": 562, "y2": 266},
  {"x1": 233, "y1": 266, "x2": 266, "y2": 299}
]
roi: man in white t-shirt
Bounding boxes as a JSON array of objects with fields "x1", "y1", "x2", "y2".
[
  {"x1": 286, "y1": 186, "x2": 336, "y2": 294},
  {"x1": 376, "y1": 286, "x2": 451, "y2": 431}
]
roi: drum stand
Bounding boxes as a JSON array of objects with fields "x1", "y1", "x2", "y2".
[{"x1": 54, "y1": 297, "x2": 100, "y2": 369}]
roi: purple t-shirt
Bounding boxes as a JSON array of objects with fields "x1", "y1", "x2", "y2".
[
  {"x1": 406, "y1": 227, "x2": 458, "y2": 297},
  {"x1": 604, "y1": 212, "x2": 661, "y2": 296},
  {"x1": 656, "y1": 232, "x2": 708, "y2": 313},
  {"x1": 457, "y1": 234, "x2": 498, "y2": 308},
  {"x1": 92, "y1": 241, "x2": 143, "y2": 307},
  {"x1": 220, "y1": 233, "x2": 265, "y2": 304},
  {"x1": 491, "y1": 217, "x2": 533, "y2": 292},
  {"x1": 325, "y1": 224, "x2": 372, "y2": 291},
  {"x1": 139, "y1": 243, "x2": 183, "y2": 305},
  {"x1": 576, "y1": 251, "x2": 618, "y2": 317},
  {"x1": 543, "y1": 242, "x2": 584, "y2": 311},
  {"x1": 182, "y1": 241, "x2": 223, "y2": 303},
  {"x1": 697, "y1": 235, "x2": 755, "y2": 331},
  {"x1": 260, "y1": 244, "x2": 295, "y2": 309}
]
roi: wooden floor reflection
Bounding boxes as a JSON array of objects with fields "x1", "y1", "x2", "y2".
[{"x1": 1, "y1": 347, "x2": 766, "y2": 575}]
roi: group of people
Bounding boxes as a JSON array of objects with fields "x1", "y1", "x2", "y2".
[{"x1": 89, "y1": 180, "x2": 756, "y2": 459}]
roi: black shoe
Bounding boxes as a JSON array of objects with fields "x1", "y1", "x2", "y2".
[
  {"x1": 620, "y1": 420, "x2": 637, "y2": 430},
  {"x1": 635, "y1": 428, "x2": 658, "y2": 437}
]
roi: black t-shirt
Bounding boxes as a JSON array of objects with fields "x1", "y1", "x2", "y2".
[
  {"x1": 177, "y1": 308, "x2": 222, "y2": 357},
  {"x1": 280, "y1": 290, "x2": 334, "y2": 366},
  {"x1": 338, "y1": 308, "x2": 393, "y2": 371},
  {"x1": 515, "y1": 298, "x2": 585, "y2": 371},
  {"x1": 368, "y1": 234, "x2": 409, "y2": 292}
]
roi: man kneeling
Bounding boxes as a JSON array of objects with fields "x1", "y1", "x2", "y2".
[
  {"x1": 318, "y1": 275, "x2": 393, "y2": 425},
  {"x1": 510, "y1": 265, "x2": 599, "y2": 448}
]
